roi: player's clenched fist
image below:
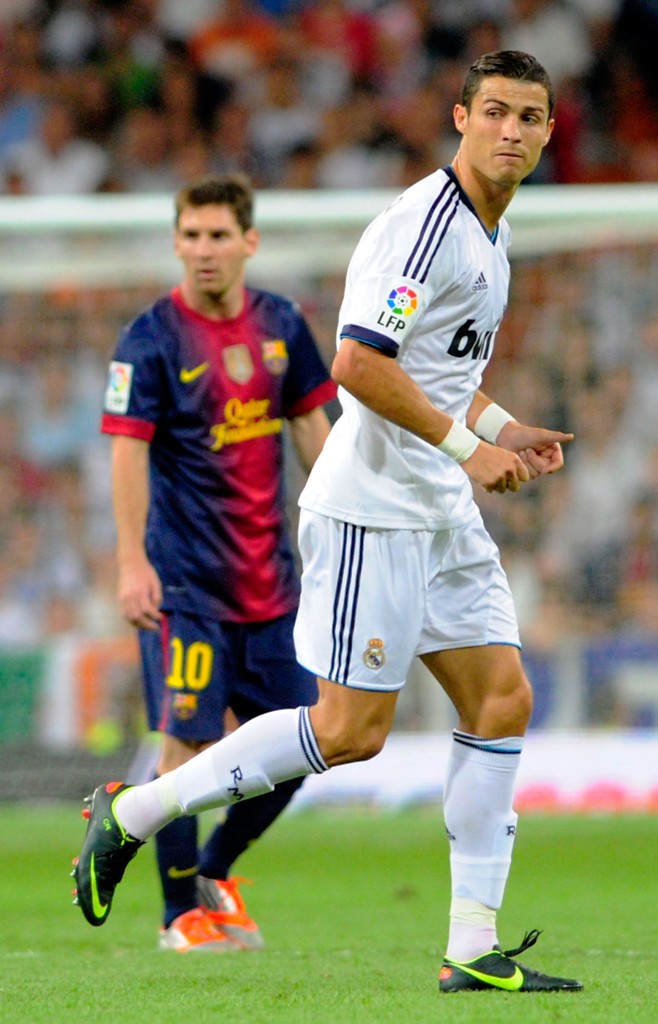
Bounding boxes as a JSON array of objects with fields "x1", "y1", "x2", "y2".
[
  {"x1": 497, "y1": 423, "x2": 574, "y2": 479},
  {"x1": 462, "y1": 443, "x2": 531, "y2": 493}
]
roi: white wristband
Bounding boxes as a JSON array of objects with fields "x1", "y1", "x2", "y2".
[
  {"x1": 473, "y1": 403, "x2": 515, "y2": 444},
  {"x1": 438, "y1": 420, "x2": 480, "y2": 463}
]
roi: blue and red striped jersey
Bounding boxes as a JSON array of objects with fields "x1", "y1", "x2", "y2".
[{"x1": 101, "y1": 286, "x2": 336, "y2": 622}]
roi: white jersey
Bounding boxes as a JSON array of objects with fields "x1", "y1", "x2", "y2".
[{"x1": 300, "y1": 166, "x2": 512, "y2": 529}]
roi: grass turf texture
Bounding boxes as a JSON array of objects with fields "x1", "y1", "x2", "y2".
[{"x1": 0, "y1": 805, "x2": 656, "y2": 1024}]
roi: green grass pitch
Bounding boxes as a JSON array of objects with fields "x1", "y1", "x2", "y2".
[{"x1": 0, "y1": 804, "x2": 656, "y2": 1024}]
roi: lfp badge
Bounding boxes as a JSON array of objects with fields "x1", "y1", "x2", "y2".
[
  {"x1": 387, "y1": 286, "x2": 418, "y2": 316},
  {"x1": 104, "y1": 361, "x2": 133, "y2": 414}
]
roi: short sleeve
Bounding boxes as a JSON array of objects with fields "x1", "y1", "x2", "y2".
[{"x1": 100, "y1": 314, "x2": 164, "y2": 441}]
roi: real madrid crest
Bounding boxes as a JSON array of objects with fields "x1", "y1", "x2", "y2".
[{"x1": 363, "y1": 637, "x2": 386, "y2": 670}]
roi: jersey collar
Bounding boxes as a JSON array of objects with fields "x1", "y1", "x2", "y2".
[
  {"x1": 443, "y1": 165, "x2": 500, "y2": 244},
  {"x1": 171, "y1": 285, "x2": 251, "y2": 325}
]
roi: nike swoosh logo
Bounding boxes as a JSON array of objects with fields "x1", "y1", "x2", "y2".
[
  {"x1": 167, "y1": 865, "x2": 199, "y2": 879},
  {"x1": 180, "y1": 362, "x2": 210, "y2": 383},
  {"x1": 90, "y1": 852, "x2": 109, "y2": 920},
  {"x1": 457, "y1": 963, "x2": 524, "y2": 991}
]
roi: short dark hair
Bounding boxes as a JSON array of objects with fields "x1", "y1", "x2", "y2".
[
  {"x1": 174, "y1": 173, "x2": 254, "y2": 232},
  {"x1": 461, "y1": 50, "x2": 554, "y2": 119}
]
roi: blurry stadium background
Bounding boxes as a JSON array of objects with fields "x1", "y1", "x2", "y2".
[{"x1": 2, "y1": 0, "x2": 658, "y2": 812}]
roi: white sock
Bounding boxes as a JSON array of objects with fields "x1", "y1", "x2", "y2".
[
  {"x1": 116, "y1": 707, "x2": 326, "y2": 840},
  {"x1": 447, "y1": 897, "x2": 497, "y2": 963},
  {"x1": 443, "y1": 730, "x2": 523, "y2": 961}
]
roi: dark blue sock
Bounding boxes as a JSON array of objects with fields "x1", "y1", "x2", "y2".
[
  {"x1": 155, "y1": 814, "x2": 199, "y2": 928},
  {"x1": 198, "y1": 778, "x2": 304, "y2": 879}
]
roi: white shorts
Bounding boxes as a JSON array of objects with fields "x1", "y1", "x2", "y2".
[{"x1": 293, "y1": 509, "x2": 520, "y2": 692}]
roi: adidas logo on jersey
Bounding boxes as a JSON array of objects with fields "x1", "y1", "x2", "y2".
[{"x1": 472, "y1": 271, "x2": 488, "y2": 292}]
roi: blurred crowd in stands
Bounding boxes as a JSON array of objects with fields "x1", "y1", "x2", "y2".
[
  {"x1": 2, "y1": 0, "x2": 658, "y2": 731},
  {"x1": 1, "y1": 0, "x2": 658, "y2": 194}
]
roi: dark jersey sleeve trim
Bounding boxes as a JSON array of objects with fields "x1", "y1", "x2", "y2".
[
  {"x1": 339, "y1": 324, "x2": 398, "y2": 357},
  {"x1": 286, "y1": 378, "x2": 337, "y2": 419},
  {"x1": 101, "y1": 413, "x2": 156, "y2": 441}
]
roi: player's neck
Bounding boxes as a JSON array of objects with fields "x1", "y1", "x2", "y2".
[
  {"x1": 451, "y1": 156, "x2": 517, "y2": 235},
  {"x1": 179, "y1": 281, "x2": 245, "y2": 321}
]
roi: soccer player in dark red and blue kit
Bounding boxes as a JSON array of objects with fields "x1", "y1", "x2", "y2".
[{"x1": 99, "y1": 173, "x2": 336, "y2": 951}]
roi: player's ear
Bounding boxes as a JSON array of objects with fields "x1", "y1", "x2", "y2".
[
  {"x1": 244, "y1": 227, "x2": 259, "y2": 258},
  {"x1": 453, "y1": 104, "x2": 467, "y2": 135},
  {"x1": 543, "y1": 118, "x2": 555, "y2": 147}
]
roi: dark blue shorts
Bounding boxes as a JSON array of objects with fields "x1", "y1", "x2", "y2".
[{"x1": 139, "y1": 609, "x2": 318, "y2": 742}]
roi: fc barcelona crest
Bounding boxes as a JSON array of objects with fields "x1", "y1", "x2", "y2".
[
  {"x1": 262, "y1": 339, "x2": 289, "y2": 376},
  {"x1": 172, "y1": 693, "x2": 198, "y2": 720},
  {"x1": 223, "y1": 344, "x2": 254, "y2": 383}
]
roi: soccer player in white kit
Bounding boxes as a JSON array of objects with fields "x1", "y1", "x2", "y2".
[{"x1": 74, "y1": 51, "x2": 582, "y2": 994}]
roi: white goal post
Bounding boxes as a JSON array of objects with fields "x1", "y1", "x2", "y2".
[{"x1": 1, "y1": 183, "x2": 658, "y2": 291}]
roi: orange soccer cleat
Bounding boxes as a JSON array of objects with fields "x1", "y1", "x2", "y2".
[
  {"x1": 158, "y1": 907, "x2": 240, "y2": 953},
  {"x1": 197, "y1": 876, "x2": 265, "y2": 950}
]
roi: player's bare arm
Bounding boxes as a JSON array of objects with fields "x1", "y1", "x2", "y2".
[
  {"x1": 333, "y1": 337, "x2": 529, "y2": 493},
  {"x1": 112, "y1": 435, "x2": 163, "y2": 630},
  {"x1": 288, "y1": 405, "x2": 332, "y2": 473},
  {"x1": 332, "y1": 336, "x2": 448, "y2": 440}
]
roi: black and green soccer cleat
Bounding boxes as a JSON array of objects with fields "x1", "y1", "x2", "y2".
[
  {"x1": 72, "y1": 782, "x2": 144, "y2": 927},
  {"x1": 439, "y1": 929, "x2": 583, "y2": 993}
]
